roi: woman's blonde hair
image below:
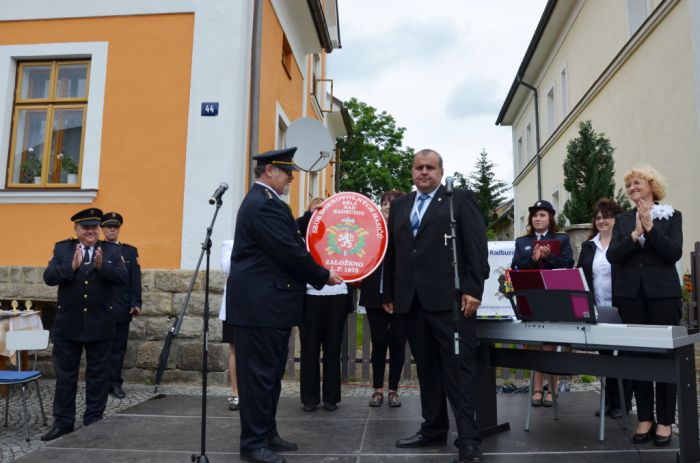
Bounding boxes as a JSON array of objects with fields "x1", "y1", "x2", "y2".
[
  {"x1": 308, "y1": 197, "x2": 324, "y2": 210},
  {"x1": 623, "y1": 163, "x2": 667, "y2": 201}
]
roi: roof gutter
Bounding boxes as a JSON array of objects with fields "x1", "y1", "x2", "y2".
[
  {"x1": 307, "y1": 0, "x2": 333, "y2": 53},
  {"x1": 495, "y1": 0, "x2": 557, "y2": 125}
]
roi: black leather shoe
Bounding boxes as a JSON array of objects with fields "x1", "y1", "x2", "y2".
[
  {"x1": 654, "y1": 425, "x2": 673, "y2": 447},
  {"x1": 395, "y1": 432, "x2": 447, "y2": 448},
  {"x1": 595, "y1": 405, "x2": 611, "y2": 417},
  {"x1": 632, "y1": 422, "x2": 656, "y2": 444},
  {"x1": 268, "y1": 436, "x2": 298, "y2": 451},
  {"x1": 109, "y1": 385, "x2": 126, "y2": 399},
  {"x1": 323, "y1": 402, "x2": 338, "y2": 411},
  {"x1": 40, "y1": 426, "x2": 73, "y2": 441},
  {"x1": 450, "y1": 445, "x2": 484, "y2": 463},
  {"x1": 302, "y1": 403, "x2": 317, "y2": 412},
  {"x1": 241, "y1": 448, "x2": 286, "y2": 463}
]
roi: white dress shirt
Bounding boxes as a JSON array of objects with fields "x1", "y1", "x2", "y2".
[{"x1": 590, "y1": 233, "x2": 612, "y2": 306}]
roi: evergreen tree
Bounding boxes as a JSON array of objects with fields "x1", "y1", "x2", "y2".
[
  {"x1": 463, "y1": 149, "x2": 510, "y2": 228},
  {"x1": 336, "y1": 98, "x2": 414, "y2": 201},
  {"x1": 562, "y1": 120, "x2": 623, "y2": 224}
]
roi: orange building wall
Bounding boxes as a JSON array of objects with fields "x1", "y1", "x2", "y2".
[
  {"x1": 0, "y1": 14, "x2": 194, "y2": 268},
  {"x1": 259, "y1": 0, "x2": 304, "y2": 215}
]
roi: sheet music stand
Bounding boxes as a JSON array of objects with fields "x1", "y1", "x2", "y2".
[{"x1": 515, "y1": 289, "x2": 597, "y2": 323}]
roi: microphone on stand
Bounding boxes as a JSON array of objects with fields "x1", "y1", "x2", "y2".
[
  {"x1": 445, "y1": 176, "x2": 454, "y2": 196},
  {"x1": 209, "y1": 183, "x2": 229, "y2": 204}
]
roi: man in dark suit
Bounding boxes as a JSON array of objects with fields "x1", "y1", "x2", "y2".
[
  {"x1": 41, "y1": 208, "x2": 127, "y2": 441},
  {"x1": 101, "y1": 212, "x2": 142, "y2": 400},
  {"x1": 382, "y1": 149, "x2": 489, "y2": 463},
  {"x1": 227, "y1": 147, "x2": 343, "y2": 463}
]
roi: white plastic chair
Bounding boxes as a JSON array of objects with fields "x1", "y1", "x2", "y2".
[{"x1": 0, "y1": 329, "x2": 49, "y2": 441}]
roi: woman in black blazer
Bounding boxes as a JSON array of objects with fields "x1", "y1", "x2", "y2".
[
  {"x1": 607, "y1": 165, "x2": 683, "y2": 446},
  {"x1": 360, "y1": 190, "x2": 406, "y2": 408},
  {"x1": 511, "y1": 200, "x2": 574, "y2": 407},
  {"x1": 577, "y1": 198, "x2": 629, "y2": 418}
]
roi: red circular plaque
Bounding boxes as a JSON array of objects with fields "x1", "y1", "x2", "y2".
[{"x1": 306, "y1": 192, "x2": 388, "y2": 282}]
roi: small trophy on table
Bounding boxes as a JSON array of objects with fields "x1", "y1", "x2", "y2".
[{"x1": 11, "y1": 300, "x2": 19, "y2": 312}]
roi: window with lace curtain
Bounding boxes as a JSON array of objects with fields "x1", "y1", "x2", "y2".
[{"x1": 6, "y1": 60, "x2": 89, "y2": 188}]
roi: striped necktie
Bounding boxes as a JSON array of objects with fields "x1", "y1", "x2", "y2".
[{"x1": 411, "y1": 194, "x2": 429, "y2": 236}]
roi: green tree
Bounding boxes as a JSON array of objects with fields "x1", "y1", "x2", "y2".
[
  {"x1": 561, "y1": 120, "x2": 627, "y2": 224},
  {"x1": 455, "y1": 149, "x2": 510, "y2": 229},
  {"x1": 336, "y1": 98, "x2": 414, "y2": 200}
]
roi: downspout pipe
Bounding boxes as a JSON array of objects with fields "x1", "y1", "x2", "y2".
[
  {"x1": 516, "y1": 76, "x2": 542, "y2": 200},
  {"x1": 248, "y1": 0, "x2": 263, "y2": 185}
]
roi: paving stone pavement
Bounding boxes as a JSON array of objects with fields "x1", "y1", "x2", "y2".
[{"x1": 0, "y1": 377, "x2": 686, "y2": 463}]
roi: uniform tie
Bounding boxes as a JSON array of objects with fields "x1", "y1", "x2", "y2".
[
  {"x1": 411, "y1": 194, "x2": 429, "y2": 236},
  {"x1": 82, "y1": 246, "x2": 91, "y2": 265}
]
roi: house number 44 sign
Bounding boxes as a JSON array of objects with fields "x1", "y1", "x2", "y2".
[{"x1": 201, "y1": 102, "x2": 219, "y2": 116}]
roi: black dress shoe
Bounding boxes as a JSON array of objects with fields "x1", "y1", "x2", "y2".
[
  {"x1": 40, "y1": 426, "x2": 73, "y2": 442},
  {"x1": 302, "y1": 403, "x2": 317, "y2": 412},
  {"x1": 109, "y1": 385, "x2": 126, "y2": 399},
  {"x1": 395, "y1": 432, "x2": 447, "y2": 448},
  {"x1": 240, "y1": 448, "x2": 286, "y2": 463},
  {"x1": 632, "y1": 422, "x2": 656, "y2": 444},
  {"x1": 654, "y1": 432, "x2": 672, "y2": 446},
  {"x1": 323, "y1": 402, "x2": 338, "y2": 411},
  {"x1": 268, "y1": 435, "x2": 298, "y2": 451},
  {"x1": 450, "y1": 445, "x2": 484, "y2": 463},
  {"x1": 595, "y1": 405, "x2": 611, "y2": 417}
]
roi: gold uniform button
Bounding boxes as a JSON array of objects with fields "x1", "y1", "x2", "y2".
[
  {"x1": 84, "y1": 280, "x2": 88, "y2": 284},
  {"x1": 83, "y1": 308, "x2": 88, "y2": 312},
  {"x1": 84, "y1": 294, "x2": 88, "y2": 299}
]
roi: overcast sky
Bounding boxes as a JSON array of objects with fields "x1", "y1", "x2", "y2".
[{"x1": 330, "y1": 0, "x2": 548, "y2": 188}]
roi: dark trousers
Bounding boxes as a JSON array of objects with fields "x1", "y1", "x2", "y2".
[
  {"x1": 51, "y1": 336, "x2": 112, "y2": 430},
  {"x1": 402, "y1": 295, "x2": 480, "y2": 448},
  {"x1": 599, "y1": 350, "x2": 632, "y2": 411},
  {"x1": 614, "y1": 289, "x2": 682, "y2": 425},
  {"x1": 299, "y1": 294, "x2": 348, "y2": 406},
  {"x1": 366, "y1": 307, "x2": 406, "y2": 390},
  {"x1": 109, "y1": 321, "x2": 130, "y2": 388},
  {"x1": 233, "y1": 325, "x2": 290, "y2": 452}
]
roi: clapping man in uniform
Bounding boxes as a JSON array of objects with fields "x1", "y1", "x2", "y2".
[
  {"x1": 382, "y1": 149, "x2": 489, "y2": 463},
  {"x1": 42, "y1": 208, "x2": 127, "y2": 441},
  {"x1": 227, "y1": 147, "x2": 343, "y2": 463},
  {"x1": 101, "y1": 212, "x2": 142, "y2": 399}
]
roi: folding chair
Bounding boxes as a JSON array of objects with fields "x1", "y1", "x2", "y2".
[{"x1": 0, "y1": 329, "x2": 49, "y2": 441}]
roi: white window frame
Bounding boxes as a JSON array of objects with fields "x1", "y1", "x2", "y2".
[
  {"x1": 560, "y1": 64, "x2": 569, "y2": 117},
  {"x1": 275, "y1": 102, "x2": 292, "y2": 204},
  {"x1": 0, "y1": 42, "x2": 108, "y2": 203},
  {"x1": 526, "y1": 123, "x2": 533, "y2": 161},
  {"x1": 516, "y1": 136, "x2": 523, "y2": 173},
  {"x1": 546, "y1": 84, "x2": 556, "y2": 136}
]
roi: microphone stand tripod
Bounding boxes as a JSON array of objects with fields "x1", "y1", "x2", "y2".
[
  {"x1": 444, "y1": 188, "x2": 464, "y2": 452},
  {"x1": 153, "y1": 195, "x2": 223, "y2": 463},
  {"x1": 192, "y1": 201, "x2": 218, "y2": 463}
]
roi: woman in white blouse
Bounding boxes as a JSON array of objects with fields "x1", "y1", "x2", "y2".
[{"x1": 576, "y1": 198, "x2": 628, "y2": 418}]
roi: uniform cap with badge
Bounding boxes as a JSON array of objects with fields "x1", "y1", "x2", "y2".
[
  {"x1": 528, "y1": 200, "x2": 556, "y2": 215},
  {"x1": 253, "y1": 147, "x2": 299, "y2": 171},
  {"x1": 101, "y1": 212, "x2": 123, "y2": 227},
  {"x1": 70, "y1": 208, "x2": 103, "y2": 226}
]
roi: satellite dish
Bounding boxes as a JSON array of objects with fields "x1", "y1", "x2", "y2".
[{"x1": 285, "y1": 117, "x2": 334, "y2": 172}]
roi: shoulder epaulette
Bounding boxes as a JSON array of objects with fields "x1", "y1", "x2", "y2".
[
  {"x1": 57, "y1": 237, "x2": 77, "y2": 244},
  {"x1": 120, "y1": 242, "x2": 137, "y2": 250}
]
